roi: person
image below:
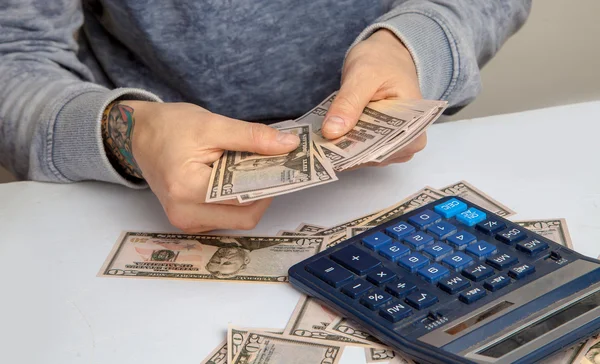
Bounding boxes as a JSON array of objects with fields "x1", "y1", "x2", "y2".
[{"x1": 0, "y1": 1, "x2": 532, "y2": 232}]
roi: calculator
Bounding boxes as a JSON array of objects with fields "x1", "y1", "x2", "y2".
[{"x1": 288, "y1": 196, "x2": 600, "y2": 364}]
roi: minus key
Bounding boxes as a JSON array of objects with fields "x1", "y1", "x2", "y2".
[{"x1": 341, "y1": 279, "x2": 374, "y2": 299}]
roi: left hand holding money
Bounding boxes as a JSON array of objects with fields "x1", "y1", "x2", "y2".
[{"x1": 322, "y1": 29, "x2": 426, "y2": 166}]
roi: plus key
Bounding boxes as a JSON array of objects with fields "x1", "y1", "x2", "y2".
[{"x1": 331, "y1": 246, "x2": 381, "y2": 275}]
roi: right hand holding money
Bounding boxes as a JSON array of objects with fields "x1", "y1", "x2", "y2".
[
  {"x1": 108, "y1": 101, "x2": 300, "y2": 232},
  {"x1": 321, "y1": 29, "x2": 427, "y2": 168}
]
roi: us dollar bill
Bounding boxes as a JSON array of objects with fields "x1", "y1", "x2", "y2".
[
  {"x1": 207, "y1": 156, "x2": 225, "y2": 201},
  {"x1": 284, "y1": 295, "x2": 370, "y2": 346},
  {"x1": 371, "y1": 101, "x2": 446, "y2": 163},
  {"x1": 324, "y1": 317, "x2": 383, "y2": 345},
  {"x1": 581, "y1": 336, "x2": 600, "y2": 364},
  {"x1": 237, "y1": 148, "x2": 338, "y2": 202},
  {"x1": 365, "y1": 347, "x2": 416, "y2": 364},
  {"x1": 98, "y1": 232, "x2": 326, "y2": 283},
  {"x1": 439, "y1": 180, "x2": 516, "y2": 217},
  {"x1": 231, "y1": 331, "x2": 344, "y2": 364},
  {"x1": 365, "y1": 347, "x2": 397, "y2": 363},
  {"x1": 292, "y1": 92, "x2": 446, "y2": 170},
  {"x1": 312, "y1": 212, "x2": 379, "y2": 237},
  {"x1": 200, "y1": 339, "x2": 228, "y2": 364},
  {"x1": 515, "y1": 218, "x2": 573, "y2": 249},
  {"x1": 276, "y1": 230, "x2": 305, "y2": 237},
  {"x1": 347, "y1": 226, "x2": 373, "y2": 238},
  {"x1": 325, "y1": 232, "x2": 350, "y2": 249},
  {"x1": 227, "y1": 326, "x2": 284, "y2": 364},
  {"x1": 208, "y1": 124, "x2": 314, "y2": 202},
  {"x1": 359, "y1": 187, "x2": 446, "y2": 227},
  {"x1": 538, "y1": 342, "x2": 584, "y2": 364},
  {"x1": 295, "y1": 223, "x2": 327, "y2": 234}
]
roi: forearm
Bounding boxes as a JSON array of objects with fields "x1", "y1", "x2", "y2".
[
  {"x1": 0, "y1": 1, "x2": 160, "y2": 186},
  {"x1": 349, "y1": 0, "x2": 532, "y2": 109},
  {"x1": 101, "y1": 101, "x2": 144, "y2": 181}
]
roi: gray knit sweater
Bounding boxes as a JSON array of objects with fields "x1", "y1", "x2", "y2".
[{"x1": 0, "y1": 0, "x2": 532, "y2": 187}]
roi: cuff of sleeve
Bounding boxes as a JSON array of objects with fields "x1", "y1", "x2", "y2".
[
  {"x1": 348, "y1": 12, "x2": 455, "y2": 101},
  {"x1": 52, "y1": 87, "x2": 162, "y2": 189}
]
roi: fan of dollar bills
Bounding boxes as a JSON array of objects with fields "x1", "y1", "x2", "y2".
[
  {"x1": 100, "y1": 181, "x2": 596, "y2": 364},
  {"x1": 205, "y1": 92, "x2": 448, "y2": 203}
]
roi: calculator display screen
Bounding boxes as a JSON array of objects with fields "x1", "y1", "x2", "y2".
[{"x1": 478, "y1": 289, "x2": 600, "y2": 358}]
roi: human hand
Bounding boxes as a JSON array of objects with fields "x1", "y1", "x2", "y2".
[
  {"x1": 322, "y1": 29, "x2": 427, "y2": 166},
  {"x1": 101, "y1": 101, "x2": 300, "y2": 232}
]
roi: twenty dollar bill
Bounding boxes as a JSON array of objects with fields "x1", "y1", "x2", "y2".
[{"x1": 99, "y1": 232, "x2": 326, "y2": 283}]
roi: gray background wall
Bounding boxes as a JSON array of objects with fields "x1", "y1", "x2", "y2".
[{"x1": 1, "y1": 0, "x2": 599, "y2": 184}]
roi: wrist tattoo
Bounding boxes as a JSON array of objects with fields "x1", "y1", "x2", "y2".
[{"x1": 101, "y1": 101, "x2": 143, "y2": 179}]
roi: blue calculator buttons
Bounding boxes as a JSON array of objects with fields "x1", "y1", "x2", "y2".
[
  {"x1": 306, "y1": 258, "x2": 354, "y2": 288},
  {"x1": 517, "y1": 238, "x2": 549, "y2": 255},
  {"x1": 408, "y1": 209, "x2": 441, "y2": 229},
  {"x1": 379, "y1": 242, "x2": 410, "y2": 261},
  {"x1": 423, "y1": 242, "x2": 453, "y2": 261},
  {"x1": 462, "y1": 264, "x2": 495, "y2": 282},
  {"x1": 459, "y1": 287, "x2": 487, "y2": 304},
  {"x1": 446, "y1": 231, "x2": 477, "y2": 249},
  {"x1": 509, "y1": 263, "x2": 536, "y2": 279},
  {"x1": 442, "y1": 252, "x2": 473, "y2": 270},
  {"x1": 496, "y1": 227, "x2": 528, "y2": 245},
  {"x1": 405, "y1": 290, "x2": 438, "y2": 310},
  {"x1": 385, "y1": 279, "x2": 417, "y2": 298},
  {"x1": 367, "y1": 267, "x2": 397, "y2": 286},
  {"x1": 398, "y1": 253, "x2": 430, "y2": 272},
  {"x1": 486, "y1": 253, "x2": 518, "y2": 270},
  {"x1": 331, "y1": 246, "x2": 381, "y2": 275},
  {"x1": 360, "y1": 289, "x2": 392, "y2": 310},
  {"x1": 403, "y1": 232, "x2": 434, "y2": 250},
  {"x1": 385, "y1": 222, "x2": 415, "y2": 240},
  {"x1": 465, "y1": 240, "x2": 497, "y2": 258},
  {"x1": 434, "y1": 198, "x2": 468, "y2": 218},
  {"x1": 417, "y1": 263, "x2": 450, "y2": 283},
  {"x1": 341, "y1": 279, "x2": 374, "y2": 299},
  {"x1": 476, "y1": 218, "x2": 507, "y2": 235},
  {"x1": 379, "y1": 300, "x2": 412, "y2": 323},
  {"x1": 362, "y1": 232, "x2": 392, "y2": 251},
  {"x1": 483, "y1": 275, "x2": 511, "y2": 292},
  {"x1": 438, "y1": 275, "x2": 470, "y2": 294},
  {"x1": 456, "y1": 208, "x2": 487, "y2": 227},
  {"x1": 427, "y1": 221, "x2": 457, "y2": 239}
]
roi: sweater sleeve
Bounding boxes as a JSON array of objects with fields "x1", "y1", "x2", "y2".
[
  {"x1": 348, "y1": 0, "x2": 532, "y2": 113},
  {"x1": 0, "y1": 1, "x2": 162, "y2": 188}
]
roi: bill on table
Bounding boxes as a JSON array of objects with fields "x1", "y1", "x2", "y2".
[{"x1": 98, "y1": 179, "x2": 590, "y2": 364}]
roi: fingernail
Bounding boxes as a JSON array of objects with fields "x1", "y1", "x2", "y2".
[
  {"x1": 323, "y1": 116, "x2": 346, "y2": 136},
  {"x1": 276, "y1": 131, "x2": 300, "y2": 146}
]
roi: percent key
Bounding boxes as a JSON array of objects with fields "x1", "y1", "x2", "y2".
[{"x1": 360, "y1": 289, "x2": 392, "y2": 309}]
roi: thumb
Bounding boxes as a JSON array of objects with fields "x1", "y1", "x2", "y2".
[
  {"x1": 321, "y1": 81, "x2": 378, "y2": 139},
  {"x1": 208, "y1": 115, "x2": 300, "y2": 155}
]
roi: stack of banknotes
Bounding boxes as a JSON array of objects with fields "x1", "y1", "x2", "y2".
[
  {"x1": 99, "y1": 180, "x2": 598, "y2": 364},
  {"x1": 205, "y1": 92, "x2": 447, "y2": 203}
]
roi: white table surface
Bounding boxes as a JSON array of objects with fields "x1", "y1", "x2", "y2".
[{"x1": 1, "y1": 101, "x2": 599, "y2": 364}]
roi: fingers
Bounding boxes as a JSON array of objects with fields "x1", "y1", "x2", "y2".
[
  {"x1": 165, "y1": 198, "x2": 273, "y2": 233},
  {"x1": 321, "y1": 70, "x2": 379, "y2": 139},
  {"x1": 157, "y1": 159, "x2": 271, "y2": 232},
  {"x1": 162, "y1": 163, "x2": 257, "y2": 206},
  {"x1": 205, "y1": 114, "x2": 300, "y2": 155}
]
